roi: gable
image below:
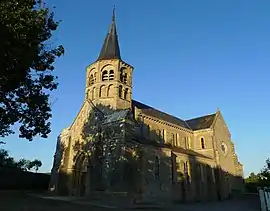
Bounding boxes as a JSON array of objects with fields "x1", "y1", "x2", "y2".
[{"x1": 212, "y1": 111, "x2": 230, "y2": 135}]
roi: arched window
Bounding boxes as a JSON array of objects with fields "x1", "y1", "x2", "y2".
[
  {"x1": 99, "y1": 85, "x2": 106, "y2": 98},
  {"x1": 107, "y1": 84, "x2": 113, "y2": 97},
  {"x1": 201, "y1": 137, "x2": 205, "y2": 149},
  {"x1": 147, "y1": 125, "x2": 151, "y2": 139},
  {"x1": 185, "y1": 137, "x2": 190, "y2": 149},
  {"x1": 186, "y1": 161, "x2": 190, "y2": 184},
  {"x1": 118, "y1": 85, "x2": 122, "y2": 98},
  {"x1": 123, "y1": 73, "x2": 127, "y2": 84},
  {"x1": 89, "y1": 74, "x2": 94, "y2": 85},
  {"x1": 92, "y1": 87, "x2": 96, "y2": 99},
  {"x1": 102, "y1": 71, "x2": 108, "y2": 81},
  {"x1": 156, "y1": 129, "x2": 161, "y2": 142},
  {"x1": 124, "y1": 88, "x2": 128, "y2": 100},
  {"x1": 109, "y1": 70, "x2": 114, "y2": 81},
  {"x1": 94, "y1": 72, "x2": 97, "y2": 82},
  {"x1": 162, "y1": 129, "x2": 166, "y2": 142},
  {"x1": 120, "y1": 68, "x2": 128, "y2": 84},
  {"x1": 185, "y1": 161, "x2": 189, "y2": 175},
  {"x1": 171, "y1": 133, "x2": 175, "y2": 146},
  {"x1": 154, "y1": 156, "x2": 160, "y2": 180},
  {"x1": 171, "y1": 155, "x2": 176, "y2": 182}
]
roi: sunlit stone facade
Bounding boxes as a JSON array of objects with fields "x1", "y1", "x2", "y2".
[{"x1": 49, "y1": 10, "x2": 244, "y2": 202}]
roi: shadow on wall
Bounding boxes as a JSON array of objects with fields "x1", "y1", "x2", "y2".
[{"x1": 49, "y1": 104, "x2": 244, "y2": 203}]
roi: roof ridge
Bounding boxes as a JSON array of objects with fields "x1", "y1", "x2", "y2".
[
  {"x1": 132, "y1": 99, "x2": 191, "y2": 130},
  {"x1": 186, "y1": 112, "x2": 216, "y2": 122},
  {"x1": 132, "y1": 99, "x2": 183, "y2": 119}
]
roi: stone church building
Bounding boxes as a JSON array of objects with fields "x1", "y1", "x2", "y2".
[{"x1": 49, "y1": 10, "x2": 244, "y2": 203}]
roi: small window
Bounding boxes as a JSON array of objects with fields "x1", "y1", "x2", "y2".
[
  {"x1": 156, "y1": 129, "x2": 161, "y2": 142},
  {"x1": 118, "y1": 85, "x2": 123, "y2": 98},
  {"x1": 146, "y1": 125, "x2": 151, "y2": 139},
  {"x1": 155, "y1": 156, "x2": 160, "y2": 180},
  {"x1": 162, "y1": 129, "x2": 166, "y2": 142},
  {"x1": 124, "y1": 88, "x2": 128, "y2": 100},
  {"x1": 109, "y1": 70, "x2": 114, "y2": 80},
  {"x1": 185, "y1": 137, "x2": 190, "y2": 149},
  {"x1": 123, "y1": 73, "x2": 127, "y2": 84},
  {"x1": 201, "y1": 137, "x2": 205, "y2": 149},
  {"x1": 171, "y1": 133, "x2": 175, "y2": 146},
  {"x1": 120, "y1": 68, "x2": 128, "y2": 84},
  {"x1": 171, "y1": 157, "x2": 175, "y2": 182},
  {"x1": 94, "y1": 72, "x2": 97, "y2": 82},
  {"x1": 102, "y1": 70, "x2": 108, "y2": 81},
  {"x1": 89, "y1": 74, "x2": 94, "y2": 85}
]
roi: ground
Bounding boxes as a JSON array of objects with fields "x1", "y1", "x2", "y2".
[
  {"x1": 0, "y1": 191, "x2": 260, "y2": 211},
  {"x1": 0, "y1": 191, "x2": 105, "y2": 211}
]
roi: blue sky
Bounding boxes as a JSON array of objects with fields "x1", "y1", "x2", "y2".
[{"x1": 3, "y1": 0, "x2": 270, "y2": 177}]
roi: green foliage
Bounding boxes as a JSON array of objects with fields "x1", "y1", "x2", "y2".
[
  {"x1": 0, "y1": 149, "x2": 17, "y2": 169},
  {"x1": 27, "y1": 159, "x2": 42, "y2": 172},
  {"x1": 17, "y1": 158, "x2": 29, "y2": 171},
  {"x1": 0, "y1": 0, "x2": 64, "y2": 141},
  {"x1": 0, "y1": 148, "x2": 42, "y2": 172},
  {"x1": 245, "y1": 158, "x2": 270, "y2": 192}
]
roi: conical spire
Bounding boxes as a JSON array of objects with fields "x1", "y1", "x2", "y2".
[{"x1": 97, "y1": 6, "x2": 121, "y2": 61}]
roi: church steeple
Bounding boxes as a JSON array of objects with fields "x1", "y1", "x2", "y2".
[{"x1": 97, "y1": 7, "x2": 121, "y2": 61}]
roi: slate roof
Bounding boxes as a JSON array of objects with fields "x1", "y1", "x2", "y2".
[
  {"x1": 186, "y1": 114, "x2": 216, "y2": 130},
  {"x1": 103, "y1": 109, "x2": 129, "y2": 124},
  {"x1": 132, "y1": 100, "x2": 216, "y2": 131},
  {"x1": 97, "y1": 8, "x2": 121, "y2": 61},
  {"x1": 132, "y1": 100, "x2": 191, "y2": 130}
]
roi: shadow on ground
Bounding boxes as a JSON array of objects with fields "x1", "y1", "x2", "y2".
[{"x1": 0, "y1": 191, "x2": 260, "y2": 211}]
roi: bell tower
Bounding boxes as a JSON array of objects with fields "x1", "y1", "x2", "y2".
[{"x1": 85, "y1": 8, "x2": 134, "y2": 110}]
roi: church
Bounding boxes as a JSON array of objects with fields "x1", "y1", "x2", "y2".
[{"x1": 49, "y1": 9, "x2": 244, "y2": 203}]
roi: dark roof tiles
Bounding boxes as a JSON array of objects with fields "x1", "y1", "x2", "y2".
[
  {"x1": 97, "y1": 9, "x2": 121, "y2": 61},
  {"x1": 132, "y1": 100, "x2": 191, "y2": 130},
  {"x1": 186, "y1": 114, "x2": 216, "y2": 130},
  {"x1": 132, "y1": 100, "x2": 216, "y2": 131}
]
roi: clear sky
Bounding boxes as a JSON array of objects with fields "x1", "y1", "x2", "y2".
[{"x1": 3, "y1": 0, "x2": 270, "y2": 177}]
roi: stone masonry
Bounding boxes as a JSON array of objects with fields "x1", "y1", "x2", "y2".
[{"x1": 49, "y1": 9, "x2": 244, "y2": 203}]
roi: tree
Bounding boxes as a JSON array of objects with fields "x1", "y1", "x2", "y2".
[
  {"x1": 0, "y1": 148, "x2": 43, "y2": 172},
  {"x1": 0, "y1": 149, "x2": 18, "y2": 169},
  {"x1": 260, "y1": 158, "x2": 270, "y2": 185},
  {"x1": 0, "y1": 0, "x2": 64, "y2": 141},
  {"x1": 27, "y1": 159, "x2": 42, "y2": 173},
  {"x1": 16, "y1": 158, "x2": 30, "y2": 171},
  {"x1": 245, "y1": 158, "x2": 270, "y2": 192}
]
